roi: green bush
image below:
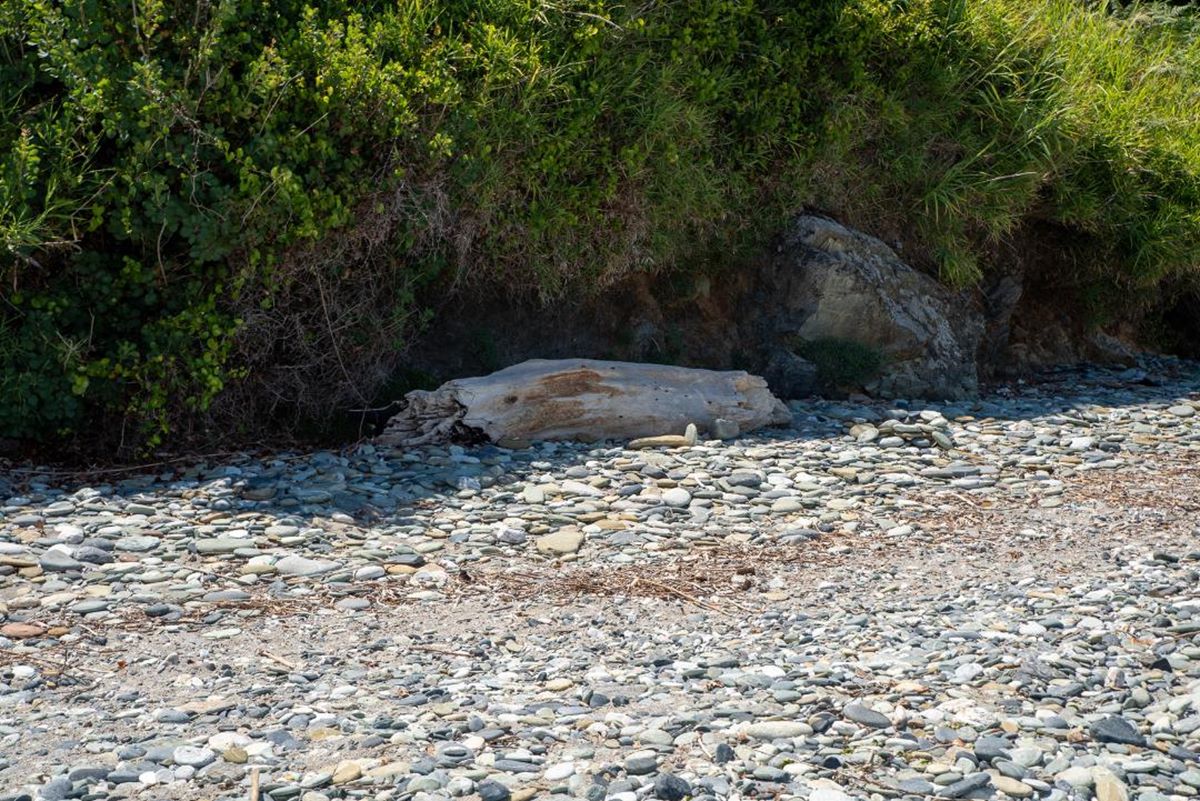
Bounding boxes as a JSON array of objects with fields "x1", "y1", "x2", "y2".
[
  {"x1": 1, "y1": 0, "x2": 1198, "y2": 451},
  {"x1": 0, "y1": 0, "x2": 848, "y2": 450}
]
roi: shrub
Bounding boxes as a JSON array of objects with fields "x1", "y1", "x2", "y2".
[
  {"x1": 1, "y1": 0, "x2": 1198, "y2": 451},
  {"x1": 0, "y1": 0, "x2": 848, "y2": 450},
  {"x1": 793, "y1": 337, "x2": 885, "y2": 392}
]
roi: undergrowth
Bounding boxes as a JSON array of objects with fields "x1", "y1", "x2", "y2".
[
  {"x1": 1, "y1": 0, "x2": 1197, "y2": 452},
  {"x1": 793, "y1": 338, "x2": 886, "y2": 392}
]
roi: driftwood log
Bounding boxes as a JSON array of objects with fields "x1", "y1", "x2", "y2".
[{"x1": 377, "y1": 359, "x2": 791, "y2": 447}]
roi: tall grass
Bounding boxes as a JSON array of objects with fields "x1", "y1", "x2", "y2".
[{"x1": 816, "y1": 0, "x2": 1200, "y2": 290}]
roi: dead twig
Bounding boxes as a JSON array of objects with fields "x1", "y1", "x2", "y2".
[{"x1": 258, "y1": 651, "x2": 301, "y2": 671}]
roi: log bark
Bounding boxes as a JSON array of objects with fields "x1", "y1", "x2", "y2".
[{"x1": 377, "y1": 359, "x2": 790, "y2": 446}]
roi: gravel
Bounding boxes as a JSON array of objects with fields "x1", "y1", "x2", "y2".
[{"x1": 2, "y1": 358, "x2": 1200, "y2": 801}]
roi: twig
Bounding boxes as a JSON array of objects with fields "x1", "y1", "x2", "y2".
[
  {"x1": 410, "y1": 644, "x2": 475, "y2": 658},
  {"x1": 250, "y1": 767, "x2": 260, "y2": 801},
  {"x1": 631, "y1": 577, "x2": 726, "y2": 614},
  {"x1": 258, "y1": 651, "x2": 300, "y2": 671}
]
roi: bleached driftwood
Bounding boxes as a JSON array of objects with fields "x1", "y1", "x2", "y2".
[{"x1": 377, "y1": 359, "x2": 790, "y2": 446}]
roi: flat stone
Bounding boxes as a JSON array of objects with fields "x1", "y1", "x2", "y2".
[
  {"x1": 1, "y1": 623, "x2": 46, "y2": 639},
  {"x1": 115, "y1": 536, "x2": 160, "y2": 552},
  {"x1": 535, "y1": 530, "x2": 584, "y2": 556},
  {"x1": 843, "y1": 703, "x2": 891, "y2": 729},
  {"x1": 1056, "y1": 766, "x2": 1095, "y2": 788},
  {"x1": 275, "y1": 555, "x2": 340, "y2": 576},
  {"x1": 1092, "y1": 767, "x2": 1128, "y2": 801},
  {"x1": 744, "y1": 720, "x2": 810, "y2": 740},
  {"x1": 991, "y1": 775, "x2": 1033, "y2": 798},
  {"x1": 624, "y1": 754, "x2": 657, "y2": 775},
  {"x1": 939, "y1": 772, "x2": 991, "y2": 799},
  {"x1": 330, "y1": 762, "x2": 362, "y2": 785},
  {"x1": 195, "y1": 539, "x2": 247, "y2": 555},
  {"x1": 661, "y1": 488, "x2": 692, "y2": 507},
  {"x1": 172, "y1": 746, "x2": 216, "y2": 768},
  {"x1": 1090, "y1": 716, "x2": 1146, "y2": 746},
  {"x1": 38, "y1": 551, "x2": 82, "y2": 572},
  {"x1": 202, "y1": 589, "x2": 252, "y2": 602}
]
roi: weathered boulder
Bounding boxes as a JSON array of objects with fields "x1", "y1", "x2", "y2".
[
  {"x1": 756, "y1": 215, "x2": 985, "y2": 399},
  {"x1": 377, "y1": 359, "x2": 790, "y2": 446}
]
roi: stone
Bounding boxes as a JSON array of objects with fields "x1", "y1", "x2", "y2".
[
  {"x1": 759, "y1": 214, "x2": 984, "y2": 398},
  {"x1": 939, "y1": 773, "x2": 991, "y2": 799},
  {"x1": 535, "y1": 530, "x2": 584, "y2": 556},
  {"x1": 744, "y1": 720, "x2": 811, "y2": 740},
  {"x1": 1092, "y1": 767, "x2": 1127, "y2": 801},
  {"x1": 628, "y1": 434, "x2": 693, "y2": 449},
  {"x1": 662, "y1": 488, "x2": 691, "y2": 507},
  {"x1": 330, "y1": 762, "x2": 362, "y2": 785},
  {"x1": 477, "y1": 781, "x2": 511, "y2": 801},
  {"x1": 809, "y1": 782, "x2": 854, "y2": 801},
  {"x1": 991, "y1": 775, "x2": 1033, "y2": 798},
  {"x1": 843, "y1": 703, "x2": 891, "y2": 729},
  {"x1": 624, "y1": 754, "x2": 657, "y2": 775},
  {"x1": 115, "y1": 536, "x2": 159, "y2": 552},
  {"x1": 172, "y1": 746, "x2": 216, "y2": 768},
  {"x1": 223, "y1": 747, "x2": 248, "y2": 764},
  {"x1": 275, "y1": 555, "x2": 340, "y2": 577},
  {"x1": 1, "y1": 623, "x2": 45, "y2": 639},
  {"x1": 38, "y1": 551, "x2": 82, "y2": 572},
  {"x1": 202, "y1": 590, "x2": 251, "y2": 602},
  {"x1": 196, "y1": 538, "x2": 253, "y2": 555},
  {"x1": 653, "y1": 774, "x2": 691, "y2": 801},
  {"x1": 1090, "y1": 716, "x2": 1146, "y2": 746},
  {"x1": 974, "y1": 736, "x2": 1010, "y2": 763},
  {"x1": 38, "y1": 778, "x2": 71, "y2": 801},
  {"x1": 1056, "y1": 766, "x2": 1095, "y2": 788}
]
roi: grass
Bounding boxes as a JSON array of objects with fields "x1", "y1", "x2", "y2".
[
  {"x1": 793, "y1": 337, "x2": 886, "y2": 392},
  {"x1": 813, "y1": 0, "x2": 1200, "y2": 291}
]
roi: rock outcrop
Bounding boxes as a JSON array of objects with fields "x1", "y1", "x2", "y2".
[{"x1": 754, "y1": 215, "x2": 985, "y2": 399}]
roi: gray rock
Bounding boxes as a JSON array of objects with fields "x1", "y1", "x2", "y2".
[
  {"x1": 477, "y1": 781, "x2": 510, "y2": 801},
  {"x1": 195, "y1": 538, "x2": 247, "y2": 555},
  {"x1": 115, "y1": 536, "x2": 160, "y2": 552},
  {"x1": 843, "y1": 703, "x2": 891, "y2": 729},
  {"x1": 38, "y1": 778, "x2": 71, "y2": 801},
  {"x1": 653, "y1": 774, "x2": 691, "y2": 801},
  {"x1": 38, "y1": 551, "x2": 82, "y2": 572},
  {"x1": 625, "y1": 755, "x2": 657, "y2": 775},
  {"x1": 759, "y1": 214, "x2": 984, "y2": 399},
  {"x1": 1090, "y1": 716, "x2": 1146, "y2": 746},
  {"x1": 940, "y1": 772, "x2": 991, "y2": 799}
]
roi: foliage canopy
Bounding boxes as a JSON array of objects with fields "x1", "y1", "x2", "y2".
[{"x1": 1, "y1": 0, "x2": 1197, "y2": 449}]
